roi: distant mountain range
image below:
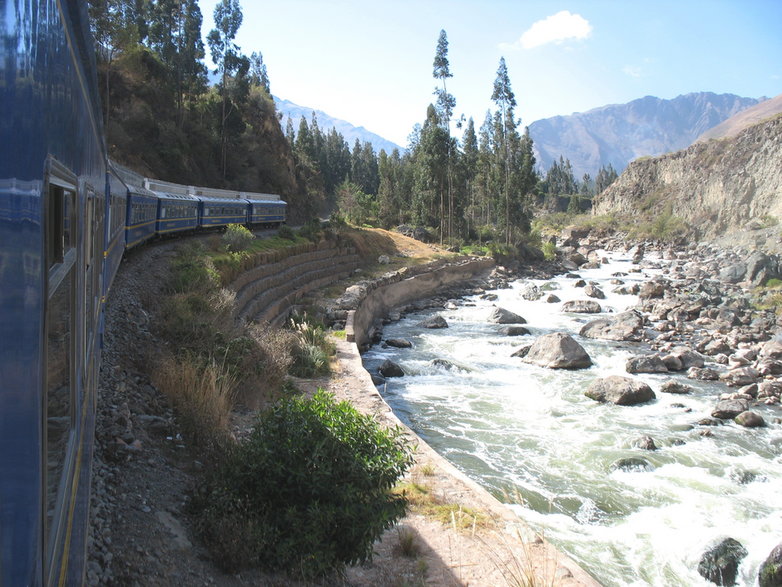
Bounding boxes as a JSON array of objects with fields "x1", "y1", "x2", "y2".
[
  {"x1": 527, "y1": 92, "x2": 764, "y2": 178},
  {"x1": 273, "y1": 96, "x2": 404, "y2": 155}
]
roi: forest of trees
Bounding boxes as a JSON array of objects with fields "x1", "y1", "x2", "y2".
[{"x1": 88, "y1": 1, "x2": 618, "y2": 243}]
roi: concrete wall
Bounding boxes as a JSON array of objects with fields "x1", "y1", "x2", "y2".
[{"x1": 346, "y1": 257, "x2": 495, "y2": 348}]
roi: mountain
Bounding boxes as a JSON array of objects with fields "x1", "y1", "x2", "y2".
[
  {"x1": 528, "y1": 92, "x2": 764, "y2": 178},
  {"x1": 274, "y1": 97, "x2": 404, "y2": 155},
  {"x1": 591, "y1": 111, "x2": 782, "y2": 239},
  {"x1": 695, "y1": 93, "x2": 782, "y2": 143}
]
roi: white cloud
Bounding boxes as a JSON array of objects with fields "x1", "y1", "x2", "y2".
[
  {"x1": 517, "y1": 11, "x2": 592, "y2": 49},
  {"x1": 623, "y1": 65, "x2": 643, "y2": 78}
]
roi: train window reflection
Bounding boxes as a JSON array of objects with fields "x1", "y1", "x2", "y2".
[{"x1": 45, "y1": 261, "x2": 73, "y2": 553}]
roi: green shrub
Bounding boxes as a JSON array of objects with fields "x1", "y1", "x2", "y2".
[
  {"x1": 167, "y1": 243, "x2": 220, "y2": 294},
  {"x1": 297, "y1": 218, "x2": 322, "y2": 242},
  {"x1": 287, "y1": 312, "x2": 334, "y2": 377},
  {"x1": 541, "y1": 240, "x2": 557, "y2": 261},
  {"x1": 221, "y1": 223, "x2": 255, "y2": 251},
  {"x1": 277, "y1": 224, "x2": 295, "y2": 240},
  {"x1": 193, "y1": 390, "x2": 414, "y2": 577}
]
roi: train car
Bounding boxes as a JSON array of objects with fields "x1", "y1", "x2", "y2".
[
  {"x1": 197, "y1": 195, "x2": 250, "y2": 228},
  {"x1": 125, "y1": 185, "x2": 159, "y2": 249},
  {"x1": 247, "y1": 197, "x2": 287, "y2": 226},
  {"x1": 0, "y1": 1, "x2": 109, "y2": 584},
  {"x1": 155, "y1": 191, "x2": 200, "y2": 235}
]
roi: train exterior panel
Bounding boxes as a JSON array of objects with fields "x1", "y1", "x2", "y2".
[
  {"x1": 1, "y1": 1, "x2": 109, "y2": 584},
  {"x1": 156, "y1": 192, "x2": 200, "y2": 235},
  {"x1": 125, "y1": 188, "x2": 159, "y2": 249},
  {"x1": 1, "y1": 2, "x2": 288, "y2": 584},
  {"x1": 248, "y1": 200, "x2": 287, "y2": 225},
  {"x1": 197, "y1": 196, "x2": 250, "y2": 227}
]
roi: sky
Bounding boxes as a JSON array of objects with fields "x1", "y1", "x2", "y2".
[{"x1": 199, "y1": 0, "x2": 782, "y2": 148}]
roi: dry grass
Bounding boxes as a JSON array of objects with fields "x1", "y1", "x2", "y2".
[
  {"x1": 395, "y1": 481, "x2": 490, "y2": 532},
  {"x1": 480, "y1": 526, "x2": 560, "y2": 587},
  {"x1": 154, "y1": 355, "x2": 236, "y2": 450}
]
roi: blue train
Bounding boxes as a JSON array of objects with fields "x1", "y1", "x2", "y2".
[{"x1": 0, "y1": 2, "x2": 285, "y2": 584}]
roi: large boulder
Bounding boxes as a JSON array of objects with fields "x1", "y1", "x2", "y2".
[
  {"x1": 719, "y1": 263, "x2": 747, "y2": 284},
  {"x1": 720, "y1": 367, "x2": 760, "y2": 387},
  {"x1": 735, "y1": 411, "x2": 766, "y2": 428},
  {"x1": 585, "y1": 376, "x2": 655, "y2": 406},
  {"x1": 659, "y1": 380, "x2": 694, "y2": 394},
  {"x1": 379, "y1": 360, "x2": 404, "y2": 378},
  {"x1": 418, "y1": 315, "x2": 448, "y2": 329},
  {"x1": 626, "y1": 354, "x2": 669, "y2": 374},
  {"x1": 712, "y1": 398, "x2": 750, "y2": 419},
  {"x1": 520, "y1": 283, "x2": 543, "y2": 301},
  {"x1": 667, "y1": 346, "x2": 706, "y2": 370},
  {"x1": 385, "y1": 338, "x2": 412, "y2": 349},
  {"x1": 499, "y1": 325, "x2": 531, "y2": 336},
  {"x1": 697, "y1": 537, "x2": 748, "y2": 586},
  {"x1": 584, "y1": 284, "x2": 606, "y2": 299},
  {"x1": 521, "y1": 333, "x2": 592, "y2": 369},
  {"x1": 562, "y1": 300, "x2": 602, "y2": 313},
  {"x1": 759, "y1": 542, "x2": 782, "y2": 587},
  {"x1": 580, "y1": 310, "x2": 645, "y2": 341},
  {"x1": 487, "y1": 307, "x2": 526, "y2": 324},
  {"x1": 759, "y1": 339, "x2": 782, "y2": 360}
]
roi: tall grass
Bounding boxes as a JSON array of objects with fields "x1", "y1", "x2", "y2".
[{"x1": 154, "y1": 356, "x2": 236, "y2": 451}]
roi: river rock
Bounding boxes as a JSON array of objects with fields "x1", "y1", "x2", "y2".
[
  {"x1": 720, "y1": 367, "x2": 760, "y2": 387},
  {"x1": 660, "y1": 381, "x2": 694, "y2": 394},
  {"x1": 638, "y1": 280, "x2": 665, "y2": 299},
  {"x1": 613, "y1": 283, "x2": 641, "y2": 295},
  {"x1": 520, "y1": 283, "x2": 543, "y2": 301},
  {"x1": 688, "y1": 367, "x2": 721, "y2": 381},
  {"x1": 697, "y1": 537, "x2": 748, "y2": 586},
  {"x1": 585, "y1": 376, "x2": 655, "y2": 406},
  {"x1": 580, "y1": 310, "x2": 644, "y2": 341},
  {"x1": 499, "y1": 325, "x2": 531, "y2": 336},
  {"x1": 544, "y1": 294, "x2": 561, "y2": 303},
  {"x1": 668, "y1": 346, "x2": 706, "y2": 369},
  {"x1": 561, "y1": 300, "x2": 602, "y2": 313},
  {"x1": 521, "y1": 333, "x2": 592, "y2": 369},
  {"x1": 735, "y1": 411, "x2": 766, "y2": 428},
  {"x1": 488, "y1": 307, "x2": 527, "y2": 324},
  {"x1": 419, "y1": 315, "x2": 448, "y2": 329},
  {"x1": 584, "y1": 284, "x2": 605, "y2": 299},
  {"x1": 379, "y1": 360, "x2": 404, "y2": 378},
  {"x1": 632, "y1": 435, "x2": 657, "y2": 451},
  {"x1": 610, "y1": 457, "x2": 654, "y2": 472},
  {"x1": 758, "y1": 543, "x2": 782, "y2": 587},
  {"x1": 661, "y1": 354, "x2": 684, "y2": 371},
  {"x1": 511, "y1": 345, "x2": 532, "y2": 359},
  {"x1": 385, "y1": 338, "x2": 412, "y2": 348},
  {"x1": 759, "y1": 339, "x2": 782, "y2": 360},
  {"x1": 712, "y1": 398, "x2": 750, "y2": 419},
  {"x1": 626, "y1": 354, "x2": 668, "y2": 374},
  {"x1": 719, "y1": 263, "x2": 747, "y2": 284}
]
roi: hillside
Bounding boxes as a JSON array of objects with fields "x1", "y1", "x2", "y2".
[
  {"x1": 695, "y1": 93, "x2": 782, "y2": 142},
  {"x1": 591, "y1": 113, "x2": 782, "y2": 239},
  {"x1": 275, "y1": 97, "x2": 404, "y2": 154},
  {"x1": 528, "y1": 92, "x2": 762, "y2": 178}
]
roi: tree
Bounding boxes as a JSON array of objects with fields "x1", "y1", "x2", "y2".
[
  {"x1": 249, "y1": 51, "x2": 270, "y2": 94},
  {"x1": 595, "y1": 163, "x2": 619, "y2": 193},
  {"x1": 491, "y1": 57, "x2": 518, "y2": 245},
  {"x1": 432, "y1": 30, "x2": 456, "y2": 244},
  {"x1": 207, "y1": 0, "x2": 244, "y2": 178}
]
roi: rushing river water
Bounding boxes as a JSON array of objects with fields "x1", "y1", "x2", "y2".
[{"x1": 363, "y1": 251, "x2": 782, "y2": 586}]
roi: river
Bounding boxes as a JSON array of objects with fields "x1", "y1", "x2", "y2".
[{"x1": 362, "y1": 251, "x2": 782, "y2": 586}]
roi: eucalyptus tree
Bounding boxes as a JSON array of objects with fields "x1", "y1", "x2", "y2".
[
  {"x1": 207, "y1": 0, "x2": 244, "y2": 178},
  {"x1": 461, "y1": 117, "x2": 479, "y2": 237},
  {"x1": 249, "y1": 51, "x2": 270, "y2": 94},
  {"x1": 491, "y1": 57, "x2": 518, "y2": 244},
  {"x1": 432, "y1": 29, "x2": 457, "y2": 244}
]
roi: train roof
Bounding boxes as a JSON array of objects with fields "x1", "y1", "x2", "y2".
[
  {"x1": 152, "y1": 190, "x2": 199, "y2": 202},
  {"x1": 196, "y1": 195, "x2": 252, "y2": 205}
]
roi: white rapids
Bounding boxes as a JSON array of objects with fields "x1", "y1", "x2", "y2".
[{"x1": 362, "y1": 251, "x2": 782, "y2": 586}]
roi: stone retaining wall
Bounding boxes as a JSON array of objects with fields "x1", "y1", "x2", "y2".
[
  {"x1": 344, "y1": 257, "x2": 495, "y2": 348},
  {"x1": 231, "y1": 240, "x2": 360, "y2": 325}
]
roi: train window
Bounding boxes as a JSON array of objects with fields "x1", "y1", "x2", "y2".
[{"x1": 44, "y1": 174, "x2": 76, "y2": 567}]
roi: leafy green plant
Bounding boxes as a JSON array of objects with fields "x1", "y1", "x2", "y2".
[
  {"x1": 297, "y1": 218, "x2": 323, "y2": 242},
  {"x1": 221, "y1": 223, "x2": 255, "y2": 251},
  {"x1": 541, "y1": 241, "x2": 557, "y2": 261},
  {"x1": 193, "y1": 390, "x2": 414, "y2": 577},
  {"x1": 277, "y1": 224, "x2": 296, "y2": 240}
]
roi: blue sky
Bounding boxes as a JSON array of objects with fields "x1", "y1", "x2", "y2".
[{"x1": 200, "y1": 0, "x2": 782, "y2": 148}]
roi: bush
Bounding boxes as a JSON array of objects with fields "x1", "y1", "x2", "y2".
[
  {"x1": 541, "y1": 240, "x2": 557, "y2": 261},
  {"x1": 221, "y1": 223, "x2": 255, "y2": 252},
  {"x1": 297, "y1": 218, "x2": 322, "y2": 242},
  {"x1": 277, "y1": 224, "x2": 295, "y2": 240},
  {"x1": 193, "y1": 390, "x2": 414, "y2": 577},
  {"x1": 288, "y1": 312, "x2": 334, "y2": 377}
]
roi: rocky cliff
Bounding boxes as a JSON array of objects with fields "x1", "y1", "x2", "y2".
[{"x1": 591, "y1": 114, "x2": 782, "y2": 239}]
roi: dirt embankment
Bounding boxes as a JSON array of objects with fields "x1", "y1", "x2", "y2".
[{"x1": 88, "y1": 228, "x2": 598, "y2": 586}]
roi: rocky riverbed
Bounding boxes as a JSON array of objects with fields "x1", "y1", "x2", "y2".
[{"x1": 345, "y1": 231, "x2": 782, "y2": 586}]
